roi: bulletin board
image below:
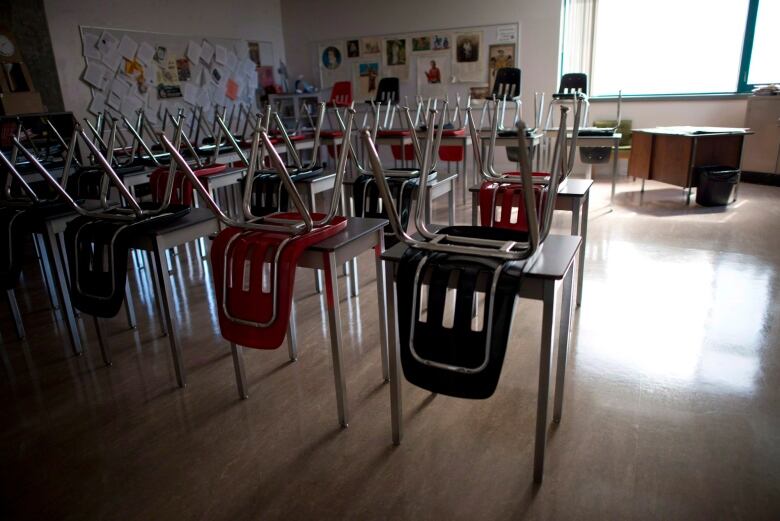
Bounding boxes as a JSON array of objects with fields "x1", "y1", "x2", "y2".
[
  {"x1": 78, "y1": 25, "x2": 276, "y2": 125},
  {"x1": 313, "y1": 22, "x2": 519, "y2": 103}
]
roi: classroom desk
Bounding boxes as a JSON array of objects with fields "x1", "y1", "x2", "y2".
[
  {"x1": 628, "y1": 127, "x2": 751, "y2": 204},
  {"x1": 381, "y1": 233, "x2": 581, "y2": 483},
  {"x1": 479, "y1": 129, "x2": 545, "y2": 181},
  {"x1": 230, "y1": 217, "x2": 389, "y2": 428},
  {"x1": 469, "y1": 178, "x2": 592, "y2": 306}
]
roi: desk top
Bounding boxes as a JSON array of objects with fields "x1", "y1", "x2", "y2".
[
  {"x1": 635, "y1": 126, "x2": 751, "y2": 137},
  {"x1": 308, "y1": 217, "x2": 387, "y2": 252},
  {"x1": 468, "y1": 177, "x2": 593, "y2": 196},
  {"x1": 343, "y1": 172, "x2": 456, "y2": 187},
  {"x1": 381, "y1": 233, "x2": 580, "y2": 281}
]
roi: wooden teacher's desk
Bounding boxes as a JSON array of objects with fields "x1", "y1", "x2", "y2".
[{"x1": 628, "y1": 127, "x2": 751, "y2": 203}]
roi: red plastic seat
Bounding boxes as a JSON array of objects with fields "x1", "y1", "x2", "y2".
[
  {"x1": 329, "y1": 81, "x2": 353, "y2": 107},
  {"x1": 391, "y1": 144, "x2": 415, "y2": 161},
  {"x1": 377, "y1": 129, "x2": 411, "y2": 138},
  {"x1": 211, "y1": 213, "x2": 348, "y2": 349},
  {"x1": 149, "y1": 163, "x2": 227, "y2": 206},
  {"x1": 320, "y1": 130, "x2": 343, "y2": 139},
  {"x1": 439, "y1": 145, "x2": 464, "y2": 162},
  {"x1": 479, "y1": 180, "x2": 547, "y2": 231},
  {"x1": 441, "y1": 128, "x2": 466, "y2": 137}
]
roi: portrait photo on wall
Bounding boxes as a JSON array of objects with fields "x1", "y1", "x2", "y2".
[
  {"x1": 416, "y1": 54, "x2": 449, "y2": 98},
  {"x1": 361, "y1": 38, "x2": 381, "y2": 55},
  {"x1": 488, "y1": 43, "x2": 516, "y2": 92},
  {"x1": 347, "y1": 40, "x2": 360, "y2": 58},
  {"x1": 412, "y1": 36, "x2": 431, "y2": 52},
  {"x1": 322, "y1": 46, "x2": 342, "y2": 70},
  {"x1": 356, "y1": 62, "x2": 379, "y2": 99},
  {"x1": 456, "y1": 33, "x2": 480, "y2": 62},
  {"x1": 248, "y1": 41, "x2": 261, "y2": 65},
  {"x1": 385, "y1": 39, "x2": 406, "y2": 66},
  {"x1": 432, "y1": 34, "x2": 450, "y2": 50}
]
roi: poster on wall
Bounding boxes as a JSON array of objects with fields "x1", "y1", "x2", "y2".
[
  {"x1": 488, "y1": 43, "x2": 516, "y2": 93},
  {"x1": 347, "y1": 40, "x2": 360, "y2": 58},
  {"x1": 361, "y1": 38, "x2": 381, "y2": 56},
  {"x1": 383, "y1": 38, "x2": 409, "y2": 80},
  {"x1": 248, "y1": 42, "x2": 261, "y2": 65},
  {"x1": 416, "y1": 54, "x2": 449, "y2": 99},
  {"x1": 156, "y1": 56, "x2": 182, "y2": 98},
  {"x1": 412, "y1": 36, "x2": 431, "y2": 52},
  {"x1": 353, "y1": 62, "x2": 380, "y2": 100},
  {"x1": 453, "y1": 32, "x2": 485, "y2": 82},
  {"x1": 432, "y1": 34, "x2": 450, "y2": 51},
  {"x1": 319, "y1": 43, "x2": 348, "y2": 88}
]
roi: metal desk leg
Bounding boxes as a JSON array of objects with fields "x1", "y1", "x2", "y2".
[
  {"x1": 34, "y1": 234, "x2": 59, "y2": 310},
  {"x1": 146, "y1": 251, "x2": 168, "y2": 336},
  {"x1": 6, "y1": 289, "x2": 25, "y2": 339},
  {"x1": 287, "y1": 301, "x2": 298, "y2": 361},
  {"x1": 152, "y1": 240, "x2": 186, "y2": 388},
  {"x1": 553, "y1": 263, "x2": 574, "y2": 423},
  {"x1": 577, "y1": 193, "x2": 589, "y2": 307},
  {"x1": 39, "y1": 227, "x2": 82, "y2": 356},
  {"x1": 471, "y1": 191, "x2": 479, "y2": 225},
  {"x1": 610, "y1": 137, "x2": 619, "y2": 202},
  {"x1": 309, "y1": 184, "x2": 323, "y2": 293},
  {"x1": 230, "y1": 342, "x2": 249, "y2": 399},
  {"x1": 534, "y1": 279, "x2": 559, "y2": 483},
  {"x1": 124, "y1": 280, "x2": 137, "y2": 329},
  {"x1": 448, "y1": 180, "x2": 455, "y2": 226},
  {"x1": 461, "y1": 142, "x2": 468, "y2": 205},
  {"x1": 374, "y1": 239, "x2": 389, "y2": 382},
  {"x1": 385, "y1": 261, "x2": 403, "y2": 445},
  {"x1": 93, "y1": 315, "x2": 111, "y2": 366},
  {"x1": 323, "y1": 252, "x2": 349, "y2": 427}
]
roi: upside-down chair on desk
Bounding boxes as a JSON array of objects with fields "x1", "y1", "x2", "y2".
[
  {"x1": 363, "y1": 100, "x2": 574, "y2": 480},
  {"x1": 474, "y1": 97, "x2": 582, "y2": 231},
  {"x1": 351, "y1": 104, "x2": 444, "y2": 247},
  {"x1": 12, "y1": 122, "x2": 192, "y2": 368},
  {"x1": 161, "y1": 108, "x2": 355, "y2": 402}
]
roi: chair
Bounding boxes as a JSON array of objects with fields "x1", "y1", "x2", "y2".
[
  {"x1": 329, "y1": 81, "x2": 353, "y2": 107},
  {"x1": 374, "y1": 77, "x2": 399, "y2": 105},
  {"x1": 160, "y1": 108, "x2": 355, "y2": 399},
  {"x1": 362, "y1": 101, "x2": 566, "y2": 399},
  {"x1": 578, "y1": 93, "x2": 624, "y2": 164},
  {"x1": 545, "y1": 73, "x2": 590, "y2": 131}
]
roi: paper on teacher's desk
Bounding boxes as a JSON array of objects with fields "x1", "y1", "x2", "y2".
[
  {"x1": 97, "y1": 31, "x2": 118, "y2": 55},
  {"x1": 118, "y1": 35, "x2": 139, "y2": 60},
  {"x1": 200, "y1": 40, "x2": 214, "y2": 64},
  {"x1": 214, "y1": 45, "x2": 227, "y2": 65},
  {"x1": 186, "y1": 40, "x2": 202, "y2": 65},
  {"x1": 136, "y1": 42, "x2": 155, "y2": 65},
  {"x1": 182, "y1": 83, "x2": 200, "y2": 105},
  {"x1": 83, "y1": 60, "x2": 108, "y2": 89},
  {"x1": 82, "y1": 32, "x2": 102, "y2": 60},
  {"x1": 88, "y1": 92, "x2": 107, "y2": 116}
]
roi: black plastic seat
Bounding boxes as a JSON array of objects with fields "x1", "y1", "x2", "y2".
[
  {"x1": 552, "y1": 73, "x2": 587, "y2": 99},
  {"x1": 492, "y1": 68, "x2": 522, "y2": 99},
  {"x1": 374, "y1": 77, "x2": 400, "y2": 104}
]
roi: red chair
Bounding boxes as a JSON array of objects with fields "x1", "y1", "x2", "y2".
[
  {"x1": 149, "y1": 163, "x2": 227, "y2": 206},
  {"x1": 328, "y1": 81, "x2": 353, "y2": 107}
]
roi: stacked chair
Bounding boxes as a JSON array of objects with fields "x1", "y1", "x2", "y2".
[
  {"x1": 160, "y1": 107, "x2": 355, "y2": 401},
  {"x1": 473, "y1": 97, "x2": 583, "y2": 231}
]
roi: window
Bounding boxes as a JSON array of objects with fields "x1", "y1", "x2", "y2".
[{"x1": 562, "y1": 0, "x2": 779, "y2": 97}]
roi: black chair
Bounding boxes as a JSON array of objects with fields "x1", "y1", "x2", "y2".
[
  {"x1": 492, "y1": 67, "x2": 522, "y2": 99},
  {"x1": 374, "y1": 77, "x2": 400, "y2": 105},
  {"x1": 553, "y1": 73, "x2": 587, "y2": 99}
]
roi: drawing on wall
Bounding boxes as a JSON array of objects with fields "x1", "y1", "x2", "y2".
[
  {"x1": 156, "y1": 56, "x2": 181, "y2": 98},
  {"x1": 321, "y1": 46, "x2": 342, "y2": 70},
  {"x1": 385, "y1": 39, "x2": 406, "y2": 66},
  {"x1": 257, "y1": 66, "x2": 274, "y2": 88},
  {"x1": 488, "y1": 43, "x2": 515, "y2": 93},
  {"x1": 432, "y1": 34, "x2": 450, "y2": 50},
  {"x1": 355, "y1": 62, "x2": 379, "y2": 100},
  {"x1": 347, "y1": 40, "x2": 359, "y2": 58},
  {"x1": 456, "y1": 33, "x2": 480, "y2": 62},
  {"x1": 175, "y1": 57, "x2": 191, "y2": 81},
  {"x1": 412, "y1": 36, "x2": 431, "y2": 52},
  {"x1": 248, "y1": 41, "x2": 261, "y2": 65},
  {"x1": 123, "y1": 57, "x2": 148, "y2": 95},
  {"x1": 453, "y1": 31, "x2": 485, "y2": 82},
  {"x1": 153, "y1": 46, "x2": 167, "y2": 63},
  {"x1": 416, "y1": 54, "x2": 449, "y2": 98},
  {"x1": 361, "y1": 38, "x2": 380, "y2": 55}
]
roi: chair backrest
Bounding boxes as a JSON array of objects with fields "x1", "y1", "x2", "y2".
[
  {"x1": 375, "y1": 77, "x2": 400, "y2": 104},
  {"x1": 329, "y1": 81, "x2": 353, "y2": 107},
  {"x1": 558, "y1": 73, "x2": 587, "y2": 95},
  {"x1": 491, "y1": 68, "x2": 521, "y2": 99},
  {"x1": 594, "y1": 119, "x2": 632, "y2": 147}
]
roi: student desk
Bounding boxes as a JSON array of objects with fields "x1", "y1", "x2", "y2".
[
  {"x1": 468, "y1": 178, "x2": 592, "y2": 306},
  {"x1": 380, "y1": 233, "x2": 581, "y2": 483},
  {"x1": 230, "y1": 217, "x2": 389, "y2": 428},
  {"x1": 628, "y1": 127, "x2": 750, "y2": 204}
]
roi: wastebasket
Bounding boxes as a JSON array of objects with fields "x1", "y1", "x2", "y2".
[{"x1": 695, "y1": 166, "x2": 740, "y2": 206}]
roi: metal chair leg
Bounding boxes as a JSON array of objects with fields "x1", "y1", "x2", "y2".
[
  {"x1": 230, "y1": 342, "x2": 248, "y2": 399},
  {"x1": 93, "y1": 315, "x2": 112, "y2": 366},
  {"x1": 7, "y1": 288, "x2": 25, "y2": 339},
  {"x1": 287, "y1": 302, "x2": 298, "y2": 361}
]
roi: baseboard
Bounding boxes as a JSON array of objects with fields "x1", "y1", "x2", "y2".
[{"x1": 741, "y1": 171, "x2": 780, "y2": 186}]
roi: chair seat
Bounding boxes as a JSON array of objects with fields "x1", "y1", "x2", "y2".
[
  {"x1": 441, "y1": 129, "x2": 465, "y2": 137},
  {"x1": 377, "y1": 130, "x2": 411, "y2": 138},
  {"x1": 320, "y1": 130, "x2": 344, "y2": 138}
]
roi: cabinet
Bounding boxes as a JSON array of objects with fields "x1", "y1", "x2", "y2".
[{"x1": 742, "y1": 96, "x2": 780, "y2": 175}]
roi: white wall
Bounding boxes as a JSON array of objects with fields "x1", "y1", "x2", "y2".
[{"x1": 44, "y1": 0, "x2": 287, "y2": 123}]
